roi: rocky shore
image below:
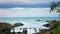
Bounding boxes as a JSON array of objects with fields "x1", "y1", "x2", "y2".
[
  {"x1": 0, "y1": 20, "x2": 59, "y2": 34},
  {"x1": 35, "y1": 20, "x2": 59, "y2": 34}
]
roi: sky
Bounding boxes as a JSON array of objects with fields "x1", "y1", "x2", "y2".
[
  {"x1": 0, "y1": 0, "x2": 60, "y2": 17},
  {"x1": 0, "y1": 0, "x2": 60, "y2": 8}
]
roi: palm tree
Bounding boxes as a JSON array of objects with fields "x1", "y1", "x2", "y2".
[{"x1": 50, "y1": 1, "x2": 60, "y2": 13}]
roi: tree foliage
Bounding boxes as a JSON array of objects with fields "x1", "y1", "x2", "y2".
[{"x1": 50, "y1": 1, "x2": 60, "y2": 13}]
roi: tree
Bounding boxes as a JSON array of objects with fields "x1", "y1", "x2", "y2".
[
  {"x1": 50, "y1": 2, "x2": 60, "y2": 34},
  {"x1": 50, "y1": 1, "x2": 60, "y2": 13}
]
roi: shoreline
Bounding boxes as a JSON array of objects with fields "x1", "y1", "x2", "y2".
[{"x1": 0, "y1": 20, "x2": 59, "y2": 32}]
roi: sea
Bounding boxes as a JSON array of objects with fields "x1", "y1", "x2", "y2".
[
  {"x1": 0, "y1": 17, "x2": 59, "y2": 34},
  {"x1": 0, "y1": 17, "x2": 59, "y2": 24}
]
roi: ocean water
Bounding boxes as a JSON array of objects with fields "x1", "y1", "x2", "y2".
[{"x1": 0, "y1": 17, "x2": 59, "y2": 24}]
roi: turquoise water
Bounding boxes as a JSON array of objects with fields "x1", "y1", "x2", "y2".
[{"x1": 0, "y1": 17, "x2": 59, "y2": 24}]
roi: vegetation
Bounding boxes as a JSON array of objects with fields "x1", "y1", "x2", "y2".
[
  {"x1": 34, "y1": 1, "x2": 60, "y2": 34},
  {"x1": 35, "y1": 20, "x2": 59, "y2": 34},
  {"x1": 50, "y1": 20, "x2": 58, "y2": 29},
  {"x1": 52, "y1": 20, "x2": 60, "y2": 34},
  {"x1": 50, "y1": 1, "x2": 60, "y2": 34},
  {"x1": 0, "y1": 20, "x2": 59, "y2": 34},
  {"x1": 50, "y1": 1, "x2": 60, "y2": 13}
]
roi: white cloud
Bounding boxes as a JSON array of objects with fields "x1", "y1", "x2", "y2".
[
  {"x1": 0, "y1": 0, "x2": 60, "y2": 4},
  {"x1": 0, "y1": 8, "x2": 59, "y2": 17}
]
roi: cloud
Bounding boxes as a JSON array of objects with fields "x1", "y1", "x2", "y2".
[
  {"x1": 0, "y1": 8, "x2": 59, "y2": 17},
  {"x1": 0, "y1": 0, "x2": 60, "y2": 4},
  {"x1": 0, "y1": 0, "x2": 60, "y2": 8}
]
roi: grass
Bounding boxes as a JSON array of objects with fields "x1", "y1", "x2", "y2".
[
  {"x1": 35, "y1": 19, "x2": 60, "y2": 34},
  {"x1": 52, "y1": 19, "x2": 60, "y2": 34}
]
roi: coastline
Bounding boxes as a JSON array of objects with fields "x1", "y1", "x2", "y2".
[{"x1": 0, "y1": 17, "x2": 59, "y2": 34}]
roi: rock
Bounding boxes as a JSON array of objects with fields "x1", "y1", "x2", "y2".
[
  {"x1": 36, "y1": 20, "x2": 41, "y2": 21},
  {"x1": 43, "y1": 24, "x2": 50, "y2": 27},
  {"x1": 46, "y1": 20, "x2": 49, "y2": 22}
]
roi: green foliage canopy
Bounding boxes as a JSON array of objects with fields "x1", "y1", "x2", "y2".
[{"x1": 50, "y1": 1, "x2": 60, "y2": 13}]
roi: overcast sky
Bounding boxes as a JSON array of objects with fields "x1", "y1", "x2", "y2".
[
  {"x1": 0, "y1": 0, "x2": 60, "y2": 17},
  {"x1": 0, "y1": 0, "x2": 60, "y2": 8},
  {"x1": 0, "y1": 8, "x2": 59, "y2": 17}
]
